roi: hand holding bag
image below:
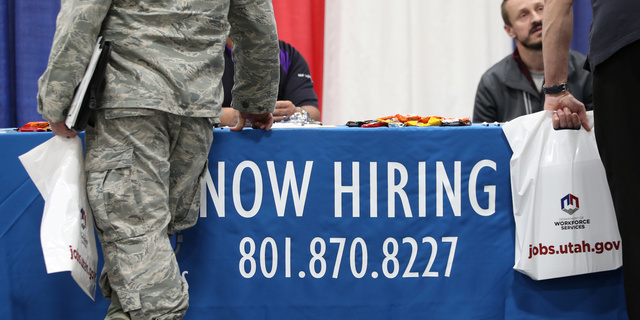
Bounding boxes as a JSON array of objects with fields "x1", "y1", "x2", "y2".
[
  {"x1": 19, "y1": 136, "x2": 98, "y2": 299},
  {"x1": 502, "y1": 111, "x2": 622, "y2": 280}
]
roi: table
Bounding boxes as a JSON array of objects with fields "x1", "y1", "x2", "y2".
[{"x1": 0, "y1": 126, "x2": 628, "y2": 319}]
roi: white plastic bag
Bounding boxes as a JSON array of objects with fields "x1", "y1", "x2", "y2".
[
  {"x1": 503, "y1": 111, "x2": 622, "y2": 280},
  {"x1": 19, "y1": 136, "x2": 98, "y2": 299}
]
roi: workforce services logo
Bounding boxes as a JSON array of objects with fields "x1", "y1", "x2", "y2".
[
  {"x1": 561, "y1": 194, "x2": 579, "y2": 215},
  {"x1": 554, "y1": 194, "x2": 589, "y2": 230}
]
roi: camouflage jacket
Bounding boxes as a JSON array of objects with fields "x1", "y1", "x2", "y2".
[{"x1": 37, "y1": 0, "x2": 280, "y2": 123}]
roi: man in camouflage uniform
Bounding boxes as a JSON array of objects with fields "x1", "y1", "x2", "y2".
[{"x1": 37, "y1": 1, "x2": 280, "y2": 319}]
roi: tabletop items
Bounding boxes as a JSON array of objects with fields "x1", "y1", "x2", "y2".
[
  {"x1": 17, "y1": 121, "x2": 51, "y2": 132},
  {"x1": 346, "y1": 114, "x2": 471, "y2": 128}
]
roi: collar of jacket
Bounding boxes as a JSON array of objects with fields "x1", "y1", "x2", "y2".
[
  {"x1": 506, "y1": 48, "x2": 580, "y2": 97},
  {"x1": 511, "y1": 48, "x2": 541, "y2": 95}
]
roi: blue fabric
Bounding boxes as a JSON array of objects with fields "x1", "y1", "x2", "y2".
[
  {"x1": 0, "y1": 0, "x2": 16, "y2": 128},
  {"x1": 0, "y1": 0, "x2": 59, "y2": 128},
  {"x1": 0, "y1": 126, "x2": 628, "y2": 319}
]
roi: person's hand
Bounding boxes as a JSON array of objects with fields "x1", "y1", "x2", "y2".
[
  {"x1": 273, "y1": 100, "x2": 296, "y2": 122},
  {"x1": 50, "y1": 121, "x2": 78, "y2": 138},
  {"x1": 543, "y1": 92, "x2": 591, "y2": 131},
  {"x1": 219, "y1": 108, "x2": 240, "y2": 127},
  {"x1": 231, "y1": 112, "x2": 274, "y2": 131}
]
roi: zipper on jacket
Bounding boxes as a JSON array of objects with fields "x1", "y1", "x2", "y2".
[{"x1": 523, "y1": 92, "x2": 532, "y2": 115}]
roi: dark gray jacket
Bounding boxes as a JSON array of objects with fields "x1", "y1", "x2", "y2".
[{"x1": 473, "y1": 49, "x2": 593, "y2": 123}]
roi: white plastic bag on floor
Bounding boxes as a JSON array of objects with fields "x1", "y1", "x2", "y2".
[
  {"x1": 503, "y1": 111, "x2": 622, "y2": 280},
  {"x1": 19, "y1": 136, "x2": 97, "y2": 299}
]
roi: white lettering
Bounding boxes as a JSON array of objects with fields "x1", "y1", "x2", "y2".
[
  {"x1": 419, "y1": 162, "x2": 427, "y2": 217},
  {"x1": 334, "y1": 162, "x2": 360, "y2": 217},
  {"x1": 267, "y1": 161, "x2": 313, "y2": 217},
  {"x1": 202, "y1": 159, "x2": 499, "y2": 219},
  {"x1": 388, "y1": 162, "x2": 412, "y2": 218},
  {"x1": 469, "y1": 160, "x2": 496, "y2": 216},
  {"x1": 370, "y1": 162, "x2": 378, "y2": 218},
  {"x1": 436, "y1": 161, "x2": 461, "y2": 217},
  {"x1": 233, "y1": 161, "x2": 263, "y2": 218},
  {"x1": 201, "y1": 163, "x2": 225, "y2": 218}
]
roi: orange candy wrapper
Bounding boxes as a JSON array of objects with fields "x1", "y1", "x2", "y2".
[
  {"x1": 348, "y1": 115, "x2": 470, "y2": 128},
  {"x1": 18, "y1": 121, "x2": 51, "y2": 132}
]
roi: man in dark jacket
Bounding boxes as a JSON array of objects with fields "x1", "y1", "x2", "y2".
[{"x1": 472, "y1": 0, "x2": 592, "y2": 123}]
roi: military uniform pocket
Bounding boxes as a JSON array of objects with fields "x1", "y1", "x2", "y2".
[
  {"x1": 86, "y1": 146, "x2": 146, "y2": 243},
  {"x1": 170, "y1": 159, "x2": 209, "y2": 234}
]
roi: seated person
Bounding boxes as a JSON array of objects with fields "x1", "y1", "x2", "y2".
[
  {"x1": 473, "y1": 0, "x2": 592, "y2": 123},
  {"x1": 220, "y1": 38, "x2": 320, "y2": 126}
]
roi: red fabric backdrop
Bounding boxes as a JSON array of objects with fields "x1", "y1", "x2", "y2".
[{"x1": 272, "y1": 0, "x2": 325, "y2": 115}]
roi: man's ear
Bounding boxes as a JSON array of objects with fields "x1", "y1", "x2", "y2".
[{"x1": 504, "y1": 25, "x2": 516, "y2": 39}]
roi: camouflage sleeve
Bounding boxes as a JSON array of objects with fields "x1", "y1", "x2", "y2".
[
  {"x1": 228, "y1": 0, "x2": 280, "y2": 115},
  {"x1": 37, "y1": 0, "x2": 112, "y2": 122}
]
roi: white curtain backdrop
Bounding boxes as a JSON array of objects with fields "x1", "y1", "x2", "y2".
[{"x1": 322, "y1": 0, "x2": 512, "y2": 125}]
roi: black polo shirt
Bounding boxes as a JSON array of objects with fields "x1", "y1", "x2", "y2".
[
  {"x1": 222, "y1": 40, "x2": 319, "y2": 108},
  {"x1": 588, "y1": 0, "x2": 640, "y2": 71}
]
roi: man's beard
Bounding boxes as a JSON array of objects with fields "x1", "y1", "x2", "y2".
[
  {"x1": 522, "y1": 21, "x2": 543, "y2": 50},
  {"x1": 522, "y1": 39, "x2": 543, "y2": 51}
]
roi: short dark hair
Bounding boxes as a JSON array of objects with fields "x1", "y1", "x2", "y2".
[{"x1": 501, "y1": 0, "x2": 511, "y2": 26}]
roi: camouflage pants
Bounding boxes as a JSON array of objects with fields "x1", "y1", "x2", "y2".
[{"x1": 85, "y1": 109, "x2": 214, "y2": 319}]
